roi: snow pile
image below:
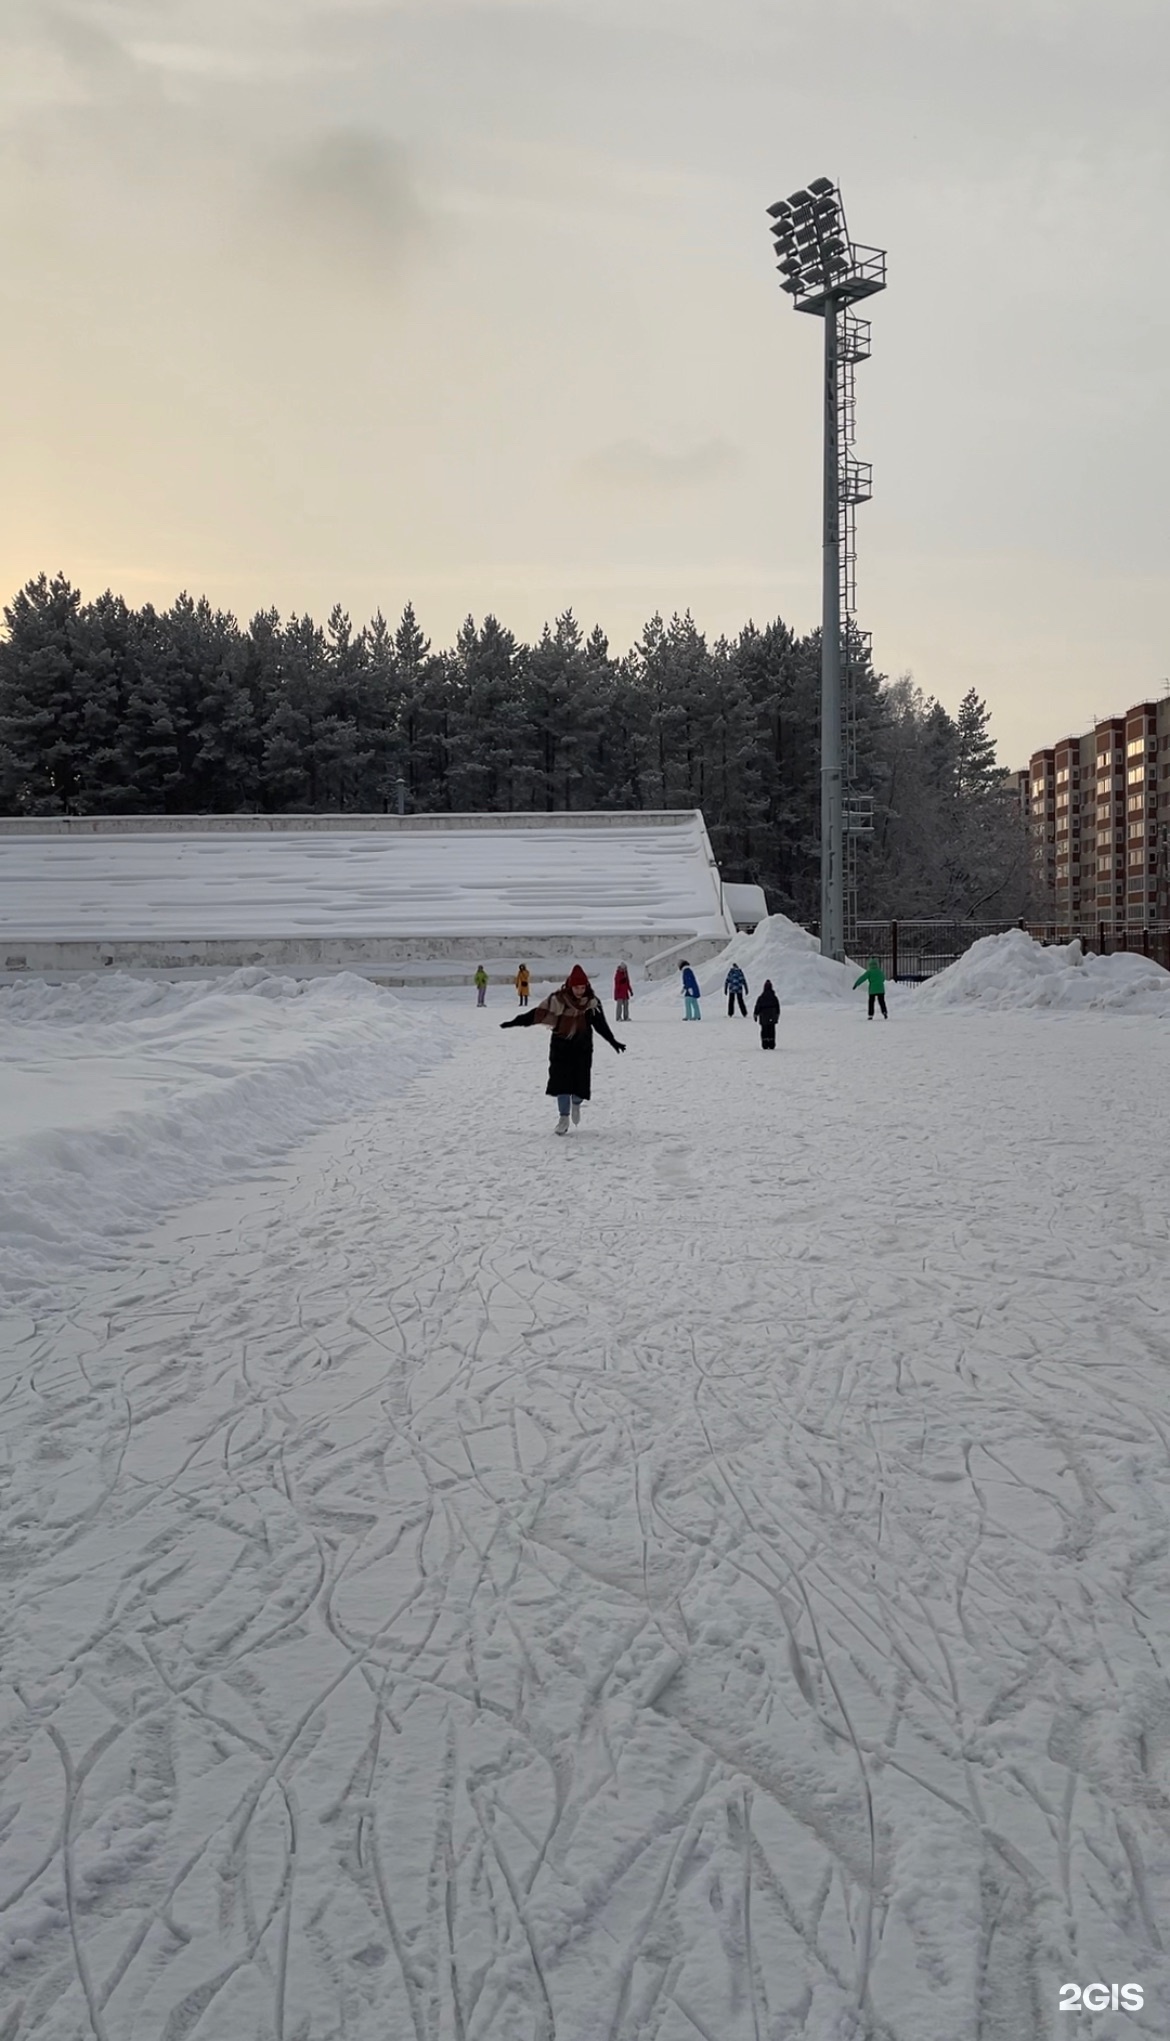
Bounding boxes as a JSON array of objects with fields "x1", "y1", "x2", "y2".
[
  {"x1": 680, "y1": 914, "x2": 858, "y2": 1006},
  {"x1": 0, "y1": 968, "x2": 452, "y2": 1301},
  {"x1": 913, "y1": 929, "x2": 1170, "y2": 1014}
]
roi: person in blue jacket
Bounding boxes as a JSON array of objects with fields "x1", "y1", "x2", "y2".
[
  {"x1": 724, "y1": 963, "x2": 748, "y2": 1017},
  {"x1": 679, "y1": 960, "x2": 701, "y2": 1020}
]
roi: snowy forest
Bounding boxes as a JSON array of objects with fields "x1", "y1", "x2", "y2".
[{"x1": 0, "y1": 573, "x2": 1027, "y2": 921}]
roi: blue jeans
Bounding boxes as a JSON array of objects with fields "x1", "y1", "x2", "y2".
[
  {"x1": 683, "y1": 995, "x2": 700, "y2": 1020},
  {"x1": 556, "y1": 1095, "x2": 581, "y2": 1115}
]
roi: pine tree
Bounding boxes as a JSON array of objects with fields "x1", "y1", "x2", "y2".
[
  {"x1": 0, "y1": 574, "x2": 92, "y2": 811},
  {"x1": 955, "y1": 688, "x2": 1003, "y2": 799}
]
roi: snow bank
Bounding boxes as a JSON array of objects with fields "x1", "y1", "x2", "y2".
[
  {"x1": 912, "y1": 929, "x2": 1170, "y2": 1015},
  {"x1": 0, "y1": 968, "x2": 452, "y2": 1302},
  {"x1": 656, "y1": 914, "x2": 858, "y2": 1006}
]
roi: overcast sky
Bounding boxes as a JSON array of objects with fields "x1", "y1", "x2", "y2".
[{"x1": 2, "y1": 0, "x2": 1167, "y2": 766}]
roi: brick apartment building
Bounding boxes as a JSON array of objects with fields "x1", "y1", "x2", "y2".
[{"x1": 1025, "y1": 696, "x2": 1170, "y2": 929}]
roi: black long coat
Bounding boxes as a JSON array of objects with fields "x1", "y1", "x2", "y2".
[{"x1": 503, "y1": 1002, "x2": 621, "y2": 1100}]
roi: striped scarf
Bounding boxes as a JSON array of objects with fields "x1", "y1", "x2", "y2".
[{"x1": 530, "y1": 982, "x2": 599, "y2": 1039}]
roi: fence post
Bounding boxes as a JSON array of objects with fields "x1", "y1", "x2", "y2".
[
  {"x1": 1120, "y1": 927, "x2": 1128, "y2": 954},
  {"x1": 890, "y1": 919, "x2": 899, "y2": 983},
  {"x1": 1097, "y1": 919, "x2": 1105, "y2": 957},
  {"x1": 1143, "y1": 926, "x2": 1151, "y2": 959}
]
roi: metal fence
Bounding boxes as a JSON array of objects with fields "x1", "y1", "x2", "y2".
[
  {"x1": 846, "y1": 919, "x2": 1170, "y2": 982},
  {"x1": 1030, "y1": 923, "x2": 1170, "y2": 973},
  {"x1": 851, "y1": 920, "x2": 1015, "y2": 982}
]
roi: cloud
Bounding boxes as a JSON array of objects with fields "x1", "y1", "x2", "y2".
[
  {"x1": 263, "y1": 127, "x2": 431, "y2": 276},
  {"x1": 577, "y1": 438, "x2": 741, "y2": 494}
]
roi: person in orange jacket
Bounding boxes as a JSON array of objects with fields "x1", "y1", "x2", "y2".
[{"x1": 515, "y1": 963, "x2": 530, "y2": 1007}]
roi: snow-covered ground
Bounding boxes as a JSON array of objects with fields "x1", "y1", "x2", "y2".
[
  {"x1": 3, "y1": 939, "x2": 1170, "y2": 2039},
  {"x1": 0, "y1": 971, "x2": 453, "y2": 1303}
]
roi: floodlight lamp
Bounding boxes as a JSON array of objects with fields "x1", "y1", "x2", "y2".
[
  {"x1": 766, "y1": 200, "x2": 791, "y2": 220},
  {"x1": 780, "y1": 278, "x2": 802, "y2": 295},
  {"x1": 788, "y1": 188, "x2": 811, "y2": 206},
  {"x1": 779, "y1": 257, "x2": 802, "y2": 275},
  {"x1": 807, "y1": 176, "x2": 834, "y2": 196}
]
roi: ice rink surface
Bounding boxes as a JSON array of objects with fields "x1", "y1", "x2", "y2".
[{"x1": 3, "y1": 963, "x2": 1170, "y2": 2038}]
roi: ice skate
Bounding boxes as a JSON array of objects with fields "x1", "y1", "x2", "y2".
[{"x1": 555, "y1": 1115, "x2": 570, "y2": 1135}]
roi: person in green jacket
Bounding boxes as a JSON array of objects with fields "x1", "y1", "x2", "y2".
[
  {"x1": 853, "y1": 957, "x2": 888, "y2": 1019},
  {"x1": 474, "y1": 965, "x2": 488, "y2": 1007}
]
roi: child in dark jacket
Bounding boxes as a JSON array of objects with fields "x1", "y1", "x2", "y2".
[
  {"x1": 753, "y1": 979, "x2": 780, "y2": 1049},
  {"x1": 679, "y1": 961, "x2": 701, "y2": 1020},
  {"x1": 724, "y1": 963, "x2": 748, "y2": 1017}
]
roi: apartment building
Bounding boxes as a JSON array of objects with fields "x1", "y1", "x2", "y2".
[{"x1": 1026, "y1": 695, "x2": 1170, "y2": 928}]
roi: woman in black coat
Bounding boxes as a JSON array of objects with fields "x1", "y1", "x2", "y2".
[{"x1": 501, "y1": 964, "x2": 625, "y2": 1132}]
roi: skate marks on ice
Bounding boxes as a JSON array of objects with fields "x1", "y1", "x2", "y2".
[{"x1": 1, "y1": 1010, "x2": 1170, "y2": 2036}]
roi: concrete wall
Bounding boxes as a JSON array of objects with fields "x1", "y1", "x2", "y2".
[{"x1": 0, "y1": 930, "x2": 714, "y2": 979}]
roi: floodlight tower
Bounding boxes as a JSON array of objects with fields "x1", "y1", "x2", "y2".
[{"x1": 766, "y1": 179, "x2": 886, "y2": 961}]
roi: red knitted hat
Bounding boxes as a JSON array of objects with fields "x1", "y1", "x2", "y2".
[{"x1": 567, "y1": 965, "x2": 590, "y2": 990}]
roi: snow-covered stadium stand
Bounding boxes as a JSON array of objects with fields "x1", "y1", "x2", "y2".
[{"x1": 0, "y1": 811, "x2": 736, "y2": 981}]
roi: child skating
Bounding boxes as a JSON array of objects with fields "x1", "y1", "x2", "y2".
[
  {"x1": 753, "y1": 979, "x2": 780, "y2": 1049},
  {"x1": 724, "y1": 963, "x2": 748, "y2": 1017},
  {"x1": 500, "y1": 964, "x2": 625, "y2": 1133},
  {"x1": 679, "y1": 960, "x2": 701, "y2": 1020},
  {"x1": 853, "y1": 956, "x2": 889, "y2": 1018},
  {"x1": 515, "y1": 963, "x2": 530, "y2": 1007},
  {"x1": 474, "y1": 965, "x2": 489, "y2": 1007},
  {"x1": 613, "y1": 962, "x2": 632, "y2": 1022}
]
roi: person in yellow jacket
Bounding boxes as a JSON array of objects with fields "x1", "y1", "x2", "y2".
[
  {"x1": 515, "y1": 963, "x2": 530, "y2": 1007},
  {"x1": 474, "y1": 965, "x2": 488, "y2": 1007}
]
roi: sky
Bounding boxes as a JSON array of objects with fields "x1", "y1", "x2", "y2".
[{"x1": 1, "y1": 0, "x2": 1167, "y2": 769}]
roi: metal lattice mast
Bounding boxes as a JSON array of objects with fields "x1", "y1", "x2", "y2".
[
  {"x1": 839, "y1": 312, "x2": 875, "y2": 945},
  {"x1": 766, "y1": 181, "x2": 886, "y2": 961}
]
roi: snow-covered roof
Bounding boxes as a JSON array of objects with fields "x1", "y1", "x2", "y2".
[
  {"x1": 722, "y1": 882, "x2": 768, "y2": 927},
  {"x1": 0, "y1": 812, "x2": 732, "y2": 943}
]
